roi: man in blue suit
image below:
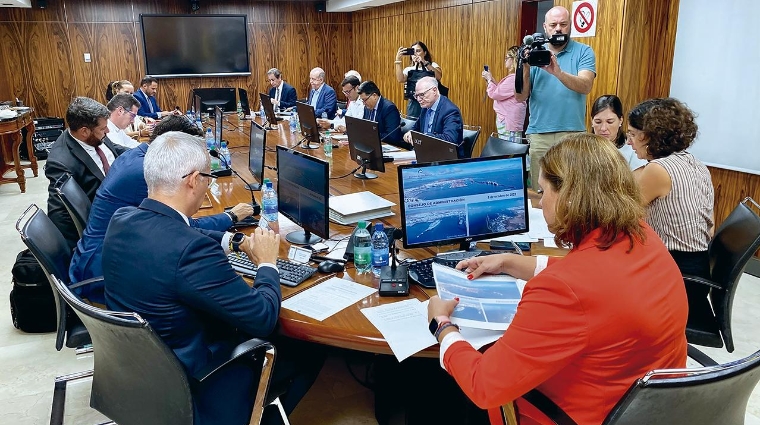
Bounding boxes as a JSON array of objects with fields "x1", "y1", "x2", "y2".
[
  {"x1": 357, "y1": 80, "x2": 408, "y2": 150},
  {"x1": 266, "y1": 68, "x2": 298, "y2": 110},
  {"x1": 103, "y1": 131, "x2": 322, "y2": 425},
  {"x1": 69, "y1": 116, "x2": 254, "y2": 301},
  {"x1": 403, "y1": 76, "x2": 465, "y2": 157},
  {"x1": 133, "y1": 76, "x2": 179, "y2": 120},
  {"x1": 306, "y1": 67, "x2": 337, "y2": 119}
]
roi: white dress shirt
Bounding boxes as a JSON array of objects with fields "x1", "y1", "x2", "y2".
[
  {"x1": 331, "y1": 98, "x2": 365, "y2": 128},
  {"x1": 70, "y1": 130, "x2": 115, "y2": 175},
  {"x1": 107, "y1": 119, "x2": 140, "y2": 149}
]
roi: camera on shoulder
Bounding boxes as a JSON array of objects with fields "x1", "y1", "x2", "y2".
[{"x1": 515, "y1": 32, "x2": 568, "y2": 93}]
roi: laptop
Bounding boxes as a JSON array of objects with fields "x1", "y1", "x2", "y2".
[
  {"x1": 409, "y1": 131, "x2": 459, "y2": 163},
  {"x1": 238, "y1": 88, "x2": 251, "y2": 117}
]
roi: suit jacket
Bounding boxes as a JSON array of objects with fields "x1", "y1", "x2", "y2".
[
  {"x1": 103, "y1": 198, "x2": 281, "y2": 424},
  {"x1": 268, "y1": 82, "x2": 298, "y2": 109},
  {"x1": 363, "y1": 97, "x2": 408, "y2": 150},
  {"x1": 69, "y1": 143, "x2": 233, "y2": 290},
  {"x1": 133, "y1": 88, "x2": 161, "y2": 120},
  {"x1": 45, "y1": 130, "x2": 127, "y2": 250},
  {"x1": 306, "y1": 83, "x2": 338, "y2": 119},
  {"x1": 411, "y1": 95, "x2": 465, "y2": 157}
]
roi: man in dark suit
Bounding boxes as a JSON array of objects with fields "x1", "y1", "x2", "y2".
[
  {"x1": 266, "y1": 68, "x2": 298, "y2": 110},
  {"x1": 357, "y1": 80, "x2": 408, "y2": 149},
  {"x1": 103, "y1": 131, "x2": 322, "y2": 425},
  {"x1": 45, "y1": 96, "x2": 128, "y2": 250},
  {"x1": 306, "y1": 67, "x2": 337, "y2": 119},
  {"x1": 133, "y1": 76, "x2": 178, "y2": 120},
  {"x1": 403, "y1": 76, "x2": 465, "y2": 157}
]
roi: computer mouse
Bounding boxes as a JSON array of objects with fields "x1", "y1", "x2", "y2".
[{"x1": 318, "y1": 260, "x2": 345, "y2": 273}]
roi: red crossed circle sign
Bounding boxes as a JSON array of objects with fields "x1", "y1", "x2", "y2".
[{"x1": 573, "y1": 2, "x2": 595, "y2": 34}]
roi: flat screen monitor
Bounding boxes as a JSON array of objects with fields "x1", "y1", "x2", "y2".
[
  {"x1": 409, "y1": 130, "x2": 459, "y2": 163},
  {"x1": 140, "y1": 14, "x2": 250, "y2": 77},
  {"x1": 345, "y1": 116, "x2": 385, "y2": 180},
  {"x1": 247, "y1": 121, "x2": 266, "y2": 191},
  {"x1": 238, "y1": 88, "x2": 251, "y2": 118},
  {"x1": 397, "y1": 155, "x2": 529, "y2": 250},
  {"x1": 276, "y1": 146, "x2": 330, "y2": 245},
  {"x1": 295, "y1": 101, "x2": 321, "y2": 147},
  {"x1": 258, "y1": 92, "x2": 282, "y2": 128},
  {"x1": 193, "y1": 88, "x2": 237, "y2": 114}
]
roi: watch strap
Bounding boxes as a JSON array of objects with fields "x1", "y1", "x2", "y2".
[{"x1": 226, "y1": 210, "x2": 239, "y2": 223}]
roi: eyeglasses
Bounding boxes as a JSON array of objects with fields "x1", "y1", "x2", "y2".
[
  {"x1": 121, "y1": 107, "x2": 137, "y2": 119},
  {"x1": 359, "y1": 93, "x2": 376, "y2": 102},
  {"x1": 181, "y1": 171, "x2": 216, "y2": 184},
  {"x1": 413, "y1": 86, "x2": 436, "y2": 100},
  {"x1": 342, "y1": 86, "x2": 356, "y2": 96}
]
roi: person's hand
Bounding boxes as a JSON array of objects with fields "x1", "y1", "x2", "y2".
[
  {"x1": 411, "y1": 54, "x2": 423, "y2": 65},
  {"x1": 481, "y1": 70, "x2": 493, "y2": 83},
  {"x1": 427, "y1": 295, "x2": 459, "y2": 322},
  {"x1": 336, "y1": 124, "x2": 346, "y2": 133},
  {"x1": 316, "y1": 118, "x2": 331, "y2": 130},
  {"x1": 230, "y1": 203, "x2": 254, "y2": 220},
  {"x1": 396, "y1": 46, "x2": 406, "y2": 61},
  {"x1": 456, "y1": 253, "x2": 511, "y2": 279},
  {"x1": 403, "y1": 130, "x2": 413, "y2": 144},
  {"x1": 336, "y1": 109, "x2": 344, "y2": 118},
  {"x1": 245, "y1": 227, "x2": 280, "y2": 265},
  {"x1": 541, "y1": 54, "x2": 561, "y2": 77},
  {"x1": 270, "y1": 98, "x2": 279, "y2": 106}
]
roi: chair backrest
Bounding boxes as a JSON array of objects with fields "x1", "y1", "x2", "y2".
[
  {"x1": 54, "y1": 173, "x2": 91, "y2": 238},
  {"x1": 708, "y1": 197, "x2": 760, "y2": 351},
  {"x1": 16, "y1": 204, "x2": 75, "y2": 351},
  {"x1": 461, "y1": 124, "x2": 481, "y2": 158},
  {"x1": 399, "y1": 113, "x2": 417, "y2": 133},
  {"x1": 480, "y1": 132, "x2": 529, "y2": 157},
  {"x1": 53, "y1": 275, "x2": 195, "y2": 425},
  {"x1": 603, "y1": 349, "x2": 760, "y2": 425},
  {"x1": 337, "y1": 100, "x2": 347, "y2": 110}
]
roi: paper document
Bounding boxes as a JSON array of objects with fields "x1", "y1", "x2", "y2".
[
  {"x1": 542, "y1": 238, "x2": 558, "y2": 248},
  {"x1": 381, "y1": 143, "x2": 402, "y2": 152},
  {"x1": 331, "y1": 134, "x2": 349, "y2": 140},
  {"x1": 432, "y1": 263, "x2": 522, "y2": 331},
  {"x1": 483, "y1": 234, "x2": 539, "y2": 243},
  {"x1": 388, "y1": 150, "x2": 417, "y2": 162},
  {"x1": 282, "y1": 278, "x2": 376, "y2": 321},
  {"x1": 527, "y1": 206, "x2": 554, "y2": 239},
  {"x1": 361, "y1": 299, "x2": 437, "y2": 361}
]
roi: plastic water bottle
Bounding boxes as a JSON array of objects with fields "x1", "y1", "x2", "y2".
[
  {"x1": 187, "y1": 110, "x2": 194, "y2": 123},
  {"x1": 290, "y1": 113, "x2": 299, "y2": 133},
  {"x1": 219, "y1": 141, "x2": 231, "y2": 169},
  {"x1": 236, "y1": 101, "x2": 243, "y2": 117},
  {"x1": 353, "y1": 221, "x2": 372, "y2": 275},
  {"x1": 323, "y1": 129, "x2": 332, "y2": 157},
  {"x1": 259, "y1": 104, "x2": 266, "y2": 120},
  {"x1": 261, "y1": 180, "x2": 279, "y2": 226},
  {"x1": 196, "y1": 115, "x2": 203, "y2": 131},
  {"x1": 206, "y1": 128, "x2": 220, "y2": 171},
  {"x1": 371, "y1": 223, "x2": 389, "y2": 277},
  {"x1": 321, "y1": 111, "x2": 328, "y2": 121}
]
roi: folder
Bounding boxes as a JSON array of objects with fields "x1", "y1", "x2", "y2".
[{"x1": 329, "y1": 191, "x2": 395, "y2": 225}]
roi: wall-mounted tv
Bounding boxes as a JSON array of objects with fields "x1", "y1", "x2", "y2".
[{"x1": 140, "y1": 14, "x2": 251, "y2": 78}]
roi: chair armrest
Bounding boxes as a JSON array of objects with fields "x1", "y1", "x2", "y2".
[
  {"x1": 522, "y1": 389, "x2": 579, "y2": 425},
  {"x1": 69, "y1": 276, "x2": 104, "y2": 290},
  {"x1": 193, "y1": 338, "x2": 274, "y2": 383},
  {"x1": 683, "y1": 274, "x2": 722, "y2": 290},
  {"x1": 687, "y1": 344, "x2": 719, "y2": 367}
]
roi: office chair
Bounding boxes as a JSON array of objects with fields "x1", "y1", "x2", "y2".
[
  {"x1": 685, "y1": 197, "x2": 760, "y2": 352},
  {"x1": 54, "y1": 173, "x2": 92, "y2": 238},
  {"x1": 480, "y1": 132, "x2": 529, "y2": 157},
  {"x1": 504, "y1": 345, "x2": 760, "y2": 425},
  {"x1": 15, "y1": 204, "x2": 97, "y2": 425},
  {"x1": 337, "y1": 100, "x2": 347, "y2": 110},
  {"x1": 52, "y1": 275, "x2": 289, "y2": 425},
  {"x1": 461, "y1": 124, "x2": 481, "y2": 158}
]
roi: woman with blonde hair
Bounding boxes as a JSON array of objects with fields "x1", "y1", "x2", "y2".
[
  {"x1": 482, "y1": 46, "x2": 527, "y2": 139},
  {"x1": 106, "y1": 80, "x2": 149, "y2": 139},
  {"x1": 427, "y1": 133, "x2": 688, "y2": 425}
]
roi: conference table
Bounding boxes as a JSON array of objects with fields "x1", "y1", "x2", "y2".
[{"x1": 195, "y1": 115, "x2": 566, "y2": 358}]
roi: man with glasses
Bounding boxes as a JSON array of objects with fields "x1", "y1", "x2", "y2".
[
  {"x1": 402, "y1": 76, "x2": 464, "y2": 157},
  {"x1": 316, "y1": 76, "x2": 363, "y2": 132},
  {"x1": 266, "y1": 68, "x2": 297, "y2": 110},
  {"x1": 357, "y1": 80, "x2": 406, "y2": 149},
  {"x1": 307, "y1": 67, "x2": 338, "y2": 119},
  {"x1": 105, "y1": 93, "x2": 141, "y2": 149}
]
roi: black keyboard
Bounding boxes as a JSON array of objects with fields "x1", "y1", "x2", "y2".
[
  {"x1": 407, "y1": 250, "x2": 499, "y2": 289},
  {"x1": 228, "y1": 254, "x2": 316, "y2": 287}
]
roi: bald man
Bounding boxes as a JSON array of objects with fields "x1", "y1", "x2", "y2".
[
  {"x1": 515, "y1": 6, "x2": 596, "y2": 190},
  {"x1": 306, "y1": 67, "x2": 338, "y2": 119}
]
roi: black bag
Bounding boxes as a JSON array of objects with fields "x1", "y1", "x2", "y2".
[{"x1": 9, "y1": 249, "x2": 57, "y2": 333}]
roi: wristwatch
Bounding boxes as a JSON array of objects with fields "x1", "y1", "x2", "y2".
[
  {"x1": 230, "y1": 232, "x2": 245, "y2": 252},
  {"x1": 428, "y1": 315, "x2": 451, "y2": 335},
  {"x1": 226, "y1": 210, "x2": 239, "y2": 223}
]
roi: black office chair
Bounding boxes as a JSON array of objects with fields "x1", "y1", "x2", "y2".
[
  {"x1": 15, "y1": 204, "x2": 97, "y2": 425},
  {"x1": 461, "y1": 124, "x2": 481, "y2": 158},
  {"x1": 685, "y1": 197, "x2": 760, "y2": 352},
  {"x1": 509, "y1": 345, "x2": 760, "y2": 425},
  {"x1": 54, "y1": 173, "x2": 91, "y2": 238},
  {"x1": 52, "y1": 275, "x2": 288, "y2": 425},
  {"x1": 480, "y1": 132, "x2": 529, "y2": 157}
]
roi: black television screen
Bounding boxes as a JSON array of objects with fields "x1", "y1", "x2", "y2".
[{"x1": 140, "y1": 14, "x2": 251, "y2": 77}]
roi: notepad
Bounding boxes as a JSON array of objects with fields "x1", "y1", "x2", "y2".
[{"x1": 329, "y1": 191, "x2": 395, "y2": 225}]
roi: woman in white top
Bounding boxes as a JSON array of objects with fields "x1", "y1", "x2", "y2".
[
  {"x1": 393, "y1": 41, "x2": 442, "y2": 118},
  {"x1": 590, "y1": 95, "x2": 647, "y2": 174},
  {"x1": 106, "y1": 80, "x2": 148, "y2": 139}
]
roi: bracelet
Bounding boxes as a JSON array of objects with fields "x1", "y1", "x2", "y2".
[
  {"x1": 226, "y1": 211, "x2": 239, "y2": 223},
  {"x1": 394, "y1": 60, "x2": 402, "y2": 64},
  {"x1": 435, "y1": 322, "x2": 460, "y2": 340}
]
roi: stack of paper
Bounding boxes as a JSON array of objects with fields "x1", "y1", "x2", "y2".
[
  {"x1": 387, "y1": 150, "x2": 416, "y2": 162},
  {"x1": 282, "y1": 277, "x2": 376, "y2": 321},
  {"x1": 328, "y1": 191, "x2": 395, "y2": 225}
]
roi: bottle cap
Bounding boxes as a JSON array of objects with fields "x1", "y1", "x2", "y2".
[
  {"x1": 266, "y1": 181, "x2": 273, "y2": 189},
  {"x1": 263, "y1": 178, "x2": 270, "y2": 184},
  {"x1": 375, "y1": 223, "x2": 383, "y2": 231},
  {"x1": 358, "y1": 221, "x2": 367, "y2": 229}
]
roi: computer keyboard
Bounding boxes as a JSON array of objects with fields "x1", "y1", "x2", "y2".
[
  {"x1": 407, "y1": 250, "x2": 499, "y2": 289},
  {"x1": 228, "y1": 254, "x2": 317, "y2": 287}
]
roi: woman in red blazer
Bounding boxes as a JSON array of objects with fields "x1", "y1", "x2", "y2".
[{"x1": 428, "y1": 133, "x2": 688, "y2": 425}]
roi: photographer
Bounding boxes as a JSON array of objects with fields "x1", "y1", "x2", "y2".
[
  {"x1": 515, "y1": 6, "x2": 596, "y2": 191},
  {"x1": 394, "y1": 41, "x2": 442, "y2": 118}
]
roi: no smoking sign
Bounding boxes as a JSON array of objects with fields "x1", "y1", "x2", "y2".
[{"x1": 572, "y1": 0, "x2": 597, "y2": 37}]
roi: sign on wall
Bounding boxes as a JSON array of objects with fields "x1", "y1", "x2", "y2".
[{"x1": 571, "y1": 0, "x2": 597, "y2": 37}]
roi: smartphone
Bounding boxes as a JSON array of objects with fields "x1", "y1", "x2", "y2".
[
  {"x1": 484, "y1": 65, "x2": 489, "y2": 72},
  {"x1": 489, "y1": 240, "x2": 530, "y2": 251},
  {"x1": 403, "y1": 47, "x2": 415, "y2": 55}
]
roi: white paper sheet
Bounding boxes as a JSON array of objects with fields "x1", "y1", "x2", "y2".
[
  {"x1": 482, "y1": 234, "x2": 539, "y2": 243},
  {"x1": 282, "y1": 278, "x2": 376, "y2": 321},
  {"x1": 388, "y1": 150, "x2": 417, "y2": 161},
  {"x1": 381, "y1": 143, "x2": 402, "y2": 152},
  {"x1": 361, "y1": 299, "x2": 437, "y2": 361},
  {"x1": 542, "y1": 238, "x2": 558, "y2": 248},
  {"x1": 527, "y1": 206, "x2": 555, "y2": 239}
]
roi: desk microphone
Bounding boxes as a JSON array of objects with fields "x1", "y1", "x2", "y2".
[
  {"x1": 379, "y1": 121, "x2": 406, "y2": 142},
  {"x1": 379, "y1": 228, "x2": 409, "y2": 297},
  {"x1": 209, "y1": 149, "x2": 261, "y2": 216}
]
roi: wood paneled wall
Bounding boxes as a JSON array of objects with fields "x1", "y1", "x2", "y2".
[{"x1": 0, "y1": 0, "x2": 353, "y2": 118}]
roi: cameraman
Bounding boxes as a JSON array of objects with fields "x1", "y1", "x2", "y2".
[{"x1": 515, "y1": 6, "x2": 596, "y2": 191}]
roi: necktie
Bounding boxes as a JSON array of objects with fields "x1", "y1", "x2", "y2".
[
  {"x1": 369, "y1": 109, "x2": 376, "y2": 122},
  {"x1": 426, "y1": 109, "x2": 435, "y2": 134},
  {"x1": 276, "y1": 88, "x2": 281, "y2": 102},
  {"x1": 95, "y1": 145, "x2": 110, "y2": 175}
]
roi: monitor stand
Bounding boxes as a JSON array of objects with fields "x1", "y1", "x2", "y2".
[
  {"x1": 244, "y1": 182, "x2": 261, "y2": 191},
  {"x1": 298, "y1": 137, "x2": 319, "y2": 150},
  {"x1": 260, "y1": 118, "x2": 278, "y2": 131},
  {"x1": 286, "y1": 230, "x2": 322, "y2": 245},
  {"x1": 354, "y1": 163, "x2": 378, "y2": 180}
]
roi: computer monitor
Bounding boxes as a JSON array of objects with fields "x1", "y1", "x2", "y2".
[
  {"x1": 345, "y1": 116, "x2": 385, "y2": 180},
  {"x1": 193, "y1": 87, "x2": 237, "y2": 113},
  {"x1": 276, "y1": 146, "x2": 330, "y2": 245},
  {"x1": 247, "y1": 121, "x2": 266, "y2": 191},
  {"x1": 295, "y1": 101, "x2": 321, "y2": 148},
  {"x1": 258, "y1": 92, "x2": 282, "y2": 129},
  {"x1": 397, "y1": 155, "x2": 529, "y2": 250},
  {"x1": 238, "y1": 88, "x2": 251, "y2": 118},
  {"x1": 409, "y1": 131, "x2": 459, "y2": 163}
]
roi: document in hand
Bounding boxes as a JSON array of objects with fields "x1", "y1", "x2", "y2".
[{"x1": 432, "y1": 263, "x2": 523, "y2": 331}]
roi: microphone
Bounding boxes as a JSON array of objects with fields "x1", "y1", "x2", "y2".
[
  {"x1": 209, "y1": 149, "x2": 261, "y2": 216},
  {"x1": 523, "y1": 34, "x2": 534, "y2": 45},
  {"x1": 379, "y1": 121, "x2": 406, "y2": 142},
  {"x1": 379, "y1": 227, "x2": 408, "y2": 296}
]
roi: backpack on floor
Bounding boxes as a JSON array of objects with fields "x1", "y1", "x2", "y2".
[{"x1": 9, "y1": 249, "x2": 56, "y2": 333}]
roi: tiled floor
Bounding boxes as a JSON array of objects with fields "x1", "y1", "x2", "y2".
[{"x1": 1, "y1": 165, "x2": 759, "y2": 424}]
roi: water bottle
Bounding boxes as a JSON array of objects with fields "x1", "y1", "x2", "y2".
[
  {"x1": 321, "y1": 111, "x2": 328, "y2": 121},
  {"x1": 371, "y1": 223, "x2": 389, "y2": 277},
  {"x1": 261, "y1": 180, "x2": 279, "y2": 227},
  {"x1": 236, "y1": 101, "x2": 243, "y2": 117},
  {"x1": 353, "y1": 221, "x2": 372, "y2": 275},
  {"x1": 323, "y1": 129, "x2": 332, "y2": 157},
  {"x1": 290, "y1": 112, "x2": 299, "y2": 134},
  {"x1": 206, "y1": 128, "x2": 220, "y2": 171},
  {"x1": 196, "y1": 115, "x2": 203, "y2": 131},
  {"x1": 259, "y1": 104, "x2": 266, "y2": 120},
  {"x1": 220, "y1": 141, "x2": 231, "y2": 169},
  {"x1": 187, "y1": 110, "x2": 194, "y2": 123}
]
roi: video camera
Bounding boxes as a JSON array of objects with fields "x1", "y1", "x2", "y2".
[{"x1": 515, "y1": 32, "x2": 568, "y2": 93}]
